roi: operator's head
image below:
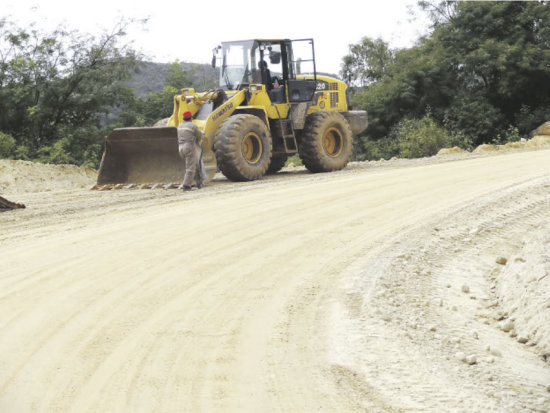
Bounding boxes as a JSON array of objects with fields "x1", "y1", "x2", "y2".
[{"x1": 183, "y1": 111, "x2": 193, "y2": 121}]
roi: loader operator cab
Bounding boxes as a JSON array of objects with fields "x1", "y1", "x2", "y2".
[{"x1": 213, "y1": 38, "x2": 317, "y2": 104}]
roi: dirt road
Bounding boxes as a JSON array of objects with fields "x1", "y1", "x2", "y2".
[{"x1": 1, "y1": 149, "x2": 549, "y2": 411}]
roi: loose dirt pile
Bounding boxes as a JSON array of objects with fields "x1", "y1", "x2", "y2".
[
  {"x1": 497, "y1": 221, "x2": 550, "y2": 358},
  {"x1": 437, "y1": 146, "x2": 469, "y2": 155},
  {"x1": 0, "y1": 159, "x2": 97, "y2": 195},
  {"x1": 438, "y1": 134, "x2": 550, "y2": 156}
]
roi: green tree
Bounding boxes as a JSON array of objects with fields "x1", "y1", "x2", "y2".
[
  {"x1": 120, "y1": 61, "x2": 193, "y2": 127},
  {"x1": 418, "y1": 0, "x2": 458, "y2": 26},
  {"x1": 0, "y1": 131, "x2": 16, "y2": 158},
  {"x1": 164, "y1": 61, "x2": 191, "y2": 89},
  {"x1": 341, "y1": 37, "x2": 394, "y2": 87},
  {"x1": 350, "y1": 41, "x2": 454, "y2": 141},
  {"x1": 0, "y1": 18, "x2": 142, "y2": 165},
  {"x1": 348, "y1": 1, "x2": 550, "y2": 159},
  {"x1": 435, "y1": 1, "x2": 550, "y2": 143}
]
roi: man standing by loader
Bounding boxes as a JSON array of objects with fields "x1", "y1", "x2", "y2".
[{"x1": 177, "y1": 111, "x2": 205, "y2": 191}]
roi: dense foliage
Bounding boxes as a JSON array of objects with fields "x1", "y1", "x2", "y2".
[
  {"x1": 0, "y1": 18, "x2": 217, "y2": 167},
  {"x1": 344, "y1": 1, "x2": 550, "y2": 160},
  {"x1": 0, "y1": 19, "x2": 143, "y2": 166}
]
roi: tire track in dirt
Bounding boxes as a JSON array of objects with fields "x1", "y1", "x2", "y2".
[{"x1": 327, "y1": 175, "x2": 550, "y2": 411}]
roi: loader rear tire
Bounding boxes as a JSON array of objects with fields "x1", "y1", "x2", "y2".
[
  {"x1": 266, "y1": 155, "x2": 288, "y2": 174},
  {"x1": 214, "y1": 114, "x2": 272, "y2": 181},
  {"x1": 298, "y1": 111, "x2": 353, "y2": 173}
]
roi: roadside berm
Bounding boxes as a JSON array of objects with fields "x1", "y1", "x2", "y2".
[{"x1": 0, "y1": 159, "x2": 97, "y2": 194}]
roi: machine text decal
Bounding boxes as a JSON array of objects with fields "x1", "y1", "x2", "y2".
[{"x1": 213, "y1": 102, "x2": 234, "y2": 121}]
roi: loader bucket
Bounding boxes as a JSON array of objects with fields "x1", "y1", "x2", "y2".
[{"x1": 97, "y1": 127, "x2": 217, "y2": 186}]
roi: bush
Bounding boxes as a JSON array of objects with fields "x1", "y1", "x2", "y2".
[
  {"x1": 353, "y1": 135, "x2": 399, "y2": 161},
  {"x1": 352, "y1": 112, "x2": 474, "y2": 161},
  {"x1": 0, "y1": 131, "x2": 16, "y2": 158},
  {"x1": 14, "y1": 145, "x2": 30, "y2": 160},
  {"x1": 391, "y1": 115, "x2": 452, "y2": 158},
  {"x1": 492, "y1": 125, "x2": 522, "y2": 145},
  {"x1": 285, "y1": 153, "x2": 303, "y2": 167},
  {"x1": 82, "y1": 143, "x2": 103, "y2": 168},
  {"x1": 35, "y1": 138, "x2": 73, "y2": 164},
  {"x1": 447, "y1": 129, "x2": 474, "y2": 152}
]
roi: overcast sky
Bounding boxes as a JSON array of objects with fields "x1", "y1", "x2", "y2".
[{"x1": 3, "y1": 0, "x2": 431, "y2": 75}]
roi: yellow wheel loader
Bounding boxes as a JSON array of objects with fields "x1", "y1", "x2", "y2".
[{"x1": 96, "y1": 38, "x2": 367, "y2": 187}]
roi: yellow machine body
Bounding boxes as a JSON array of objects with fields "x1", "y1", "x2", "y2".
[{"x1": 96, "y1": 38, "x2": 367, "y2": 187}]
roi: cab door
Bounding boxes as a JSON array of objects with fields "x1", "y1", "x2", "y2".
[{"x1": 286, "y1": 38, "x2": 317, "y2": 103}]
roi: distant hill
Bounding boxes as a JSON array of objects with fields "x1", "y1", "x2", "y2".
[{"x1": 127, "y1": 61, "x2": 219, "y2": 96}]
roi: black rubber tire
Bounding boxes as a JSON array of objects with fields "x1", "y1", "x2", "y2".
[
  {"x1": 214, "y1": 114, "x2": 272, "y2": 181},
  {"x1": 298, "y1": 111, "x2": 353, "y2": 173},
  {"x1": 266, "y1": 155, "x2": 288, "y2": 174}
]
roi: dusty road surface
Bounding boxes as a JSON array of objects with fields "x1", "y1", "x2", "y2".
[{"x1": 1, "y1": 149, "x2": 549, "y2": 412}]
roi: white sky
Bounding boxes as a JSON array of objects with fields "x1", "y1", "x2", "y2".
[{"x1": 3, "y1": 0, "x2": 431, "y2": 75}]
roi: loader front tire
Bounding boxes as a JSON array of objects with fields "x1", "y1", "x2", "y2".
[
  {"x1": 214, "y1": 114, "x2": 272, "y2": 181},
  {"x1": 299, "y1": 111, "x2": 353, "y2": 173}
]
